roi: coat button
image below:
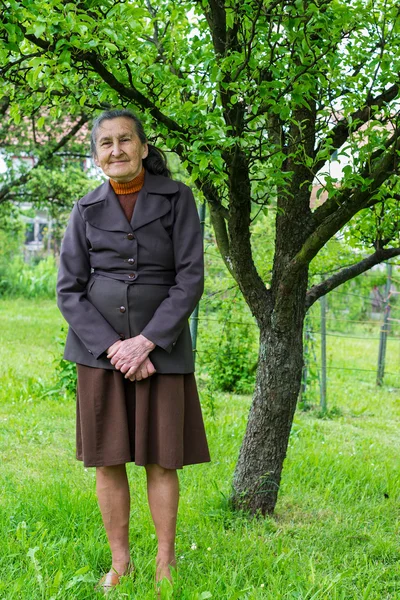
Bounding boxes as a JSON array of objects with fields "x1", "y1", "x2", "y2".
[
  {"x1": 119, "y1": 334, "x2": 125, "y2": 340},
  {"x1": 128, "y1": 258, "x2": 135, "y2": 264},
  {"x1": 127, "y1": 233, "x2": 134, "y2": 240},
  {"x1": 128, "y1": 273, "x2": 136, "y2": 280},
  {"x1": 119, "y1": 306, "x2": 126, "y2": 313}
]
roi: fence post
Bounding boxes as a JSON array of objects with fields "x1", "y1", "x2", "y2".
[
  {"x1": 190, "y1": 200, "x2": 207, "y2": 364},
  {"x1": 299, "y1": 315, "x2": 311, "y2": 404},
  {"x1": 377, "y1": 262, "x2": 392, "y2": 386},
  {"x1": 320, "y1": 294, "x2": 327, "y2": 412},
  {"x1": 300, "y1": 326, "x2": 310, "y2": 401}
]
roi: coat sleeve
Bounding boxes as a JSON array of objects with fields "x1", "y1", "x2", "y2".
[
  {"x1": 140, "y1": 184, "x2": 204, "y2": 353},
  {"x1": 56, "y1": 202, "x2": 121, "y2": 359}
]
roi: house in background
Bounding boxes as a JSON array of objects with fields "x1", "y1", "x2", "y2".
[
  {"x1": 310, "y1": 111, "x2": 394, "y2": 208},
  {"x1": 0, "y1": 114, "x2": 96, "y2": 257},
  {"x1": 0, "y1": 148, "x2": 93, "y2": 257}
]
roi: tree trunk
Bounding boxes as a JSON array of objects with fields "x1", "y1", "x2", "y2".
[{"x1": 231, "y1": 272, "x2": 308, "y2": 515}]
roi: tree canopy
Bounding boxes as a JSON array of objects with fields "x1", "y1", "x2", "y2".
[{"x1": 2, "y1": 1, "x2": 400, "y2": 285}]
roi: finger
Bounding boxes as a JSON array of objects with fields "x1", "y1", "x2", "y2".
[
  {"x1": 125, "y1": 365, "x2": 139, "y2": 379},
  {"x1": 107, "y1": 341, "x2": 122, "y2": 359},
  {"x1": 143, "y1": 359, "x2": 156, "y2": 376},
  {"x1": 109, "y1": 353, "x2": 120, "y2": 365},
  {"x1": 114, "y1": 356, "x2": 128, "y2": 370},
  {"x1": 111, "y1": 350, "x2": 129, "y2": 366},
  {"x1": 138, "y1": 363, "x2": 150, "y2": 380},
  {"x1": 128, "y1": 359, "x2": 148, "y2": 381},
  {"x1": 109, "y1": 340, "x2": 122, "y2": 352},
  {"x1": 117, "y1": 354, "x2": 148, "y2": 371},
  {"x1": 148, "y1": 363, "x2": 157, "y2": 376}
]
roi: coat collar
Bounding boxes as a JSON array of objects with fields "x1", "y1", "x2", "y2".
[{"x1": 79, "y1": 170, "x2": 179, "y2": 232}]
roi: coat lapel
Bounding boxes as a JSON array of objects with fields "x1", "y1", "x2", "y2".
[
  {"x1": 80, "y1": 171, "x2": 179, "y2": 233},
  {"x1": 80, "y1": 182, "x2": 131, "y2": 232},
  {"x1": 131, "y1": 171, "x2": 179, "y2": 231}
]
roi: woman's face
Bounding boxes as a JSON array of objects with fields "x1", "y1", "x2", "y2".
[{"x1": 94, "y1": 117, "x2": 148, "y2": 182}]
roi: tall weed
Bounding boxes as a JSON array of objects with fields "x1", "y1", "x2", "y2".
[{"x1": 0, "y1": 254, "x2": 57, "y2": 299}]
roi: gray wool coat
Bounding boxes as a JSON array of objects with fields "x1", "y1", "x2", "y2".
[{"x1": 56, "y1": 170, "x2": 204, "y2": 373}]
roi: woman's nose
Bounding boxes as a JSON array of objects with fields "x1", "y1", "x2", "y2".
[{"x1": 111, "y1": 142, "x2": 123, "y2": 156}]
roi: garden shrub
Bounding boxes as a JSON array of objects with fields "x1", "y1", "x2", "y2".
[
  {"x1": 198, "y1": 292, "x2": 258, "y2": 395},
  {"x1": 48, "y1": 326, "x2": 77, "y2": 397}
]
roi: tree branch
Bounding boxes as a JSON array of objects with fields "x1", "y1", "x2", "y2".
[
  {"x1": 0, "y1": 114, "x2": 88, "y2": 203},
  {"x1": 202, "y1": 0, "x2": 227, "y2": 56},
  {"x1": 314, "y1": 83, "x2": 400, "y2": 172},
  {"x1": 78, "y1": 51, "x2": 189, "y2": 135},
  {"x1": 306, "y1": 247, "x2": 400, "y2": 308},
  {"x1": 21, "y1": 31, "x2": 187, "y2": 136},
  {"x1": 0, "y1": 95, "x2": 10, "y2": 117},
  {"x1": 285, "y1": 132, "x2": 400, "y2": 275},
  {"x1": 312, "y1": 124, "x2": 400, "y2": 226},
  {"x1": 232, "y1": 0, "x2": 264, "y2": 81},
  {"x1": 144, "y1": 1, "x2": 184, "y2": 80}
]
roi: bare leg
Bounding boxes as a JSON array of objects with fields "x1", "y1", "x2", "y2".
[
  {"x1": 145, "y1": 464, "x2": 179, "y2": 583},
  {"x1": 96, "y1": 464, "x2": 131, "y2": 575}
]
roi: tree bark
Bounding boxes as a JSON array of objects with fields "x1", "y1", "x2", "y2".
[{"x1": 231, "y1": 268, "x2": 308, "y2": 515}]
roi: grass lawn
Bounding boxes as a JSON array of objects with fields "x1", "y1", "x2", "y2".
[{"x1": 0, "y1": 298, "x2": 399, "y2": 599}]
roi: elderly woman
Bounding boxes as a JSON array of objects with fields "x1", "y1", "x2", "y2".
[{"x1": 56, "y1": 109, "x2": 211, "y2": 593}]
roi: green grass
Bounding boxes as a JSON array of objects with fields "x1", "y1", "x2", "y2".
[{"x1": 0, "y1": 298, "x2": 399, "y2": 599}]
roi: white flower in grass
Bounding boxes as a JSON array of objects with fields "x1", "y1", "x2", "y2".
[
  {"x1": 207, "y1": 547, "x2": 211, "y2": 551},
  {"x1": 260, "y1": 583, "x2": 265, "y2": 588},
  {"x1": 191, "y1": 543, "x2": 197, "y2": 550}
]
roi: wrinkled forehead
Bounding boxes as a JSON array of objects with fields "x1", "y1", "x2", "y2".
[{"x1": 96, "y1": 117, "x2": 137, "y2": 142}]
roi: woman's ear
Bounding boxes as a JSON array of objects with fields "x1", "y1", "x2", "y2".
[{"x1": 142, "y1": 143, "x2": 149, "y2": 159}]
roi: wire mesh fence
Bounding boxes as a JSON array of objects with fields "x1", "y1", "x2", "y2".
[{"x1": 190, "y1": 262, "x2": 400, "y2": 405}]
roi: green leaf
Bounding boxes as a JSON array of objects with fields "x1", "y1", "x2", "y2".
[
  {"x1": 226, "y1": 10, "x2": 234, "y2": 29},
  {"x1": 9, "y1": 104, "x2": 21, "y2": 125},
  {"x1": 279, "y1": 105, "x2": 291, "y2": 120},
  {"x1": 104, "y1": 42, "x2": 118, "y2": 51},
  {"x1": 74, "y1": 565, "x2": 90, "y2": 576},
  {"x1": 53, "y1": 569, "x2": 63, "y2": 587},
  {"x1": 343, "y1": 165, "x2": 353, "y2": 177},
  {"x1": 199, "y1": 156, "x2": 209, "y2": 171},
  {"x1": 59, "y1": 49, "x2": 71, "y2": 65},
  {"x1": 33, "y1": 23, "x2": 46, "y2": 38}
]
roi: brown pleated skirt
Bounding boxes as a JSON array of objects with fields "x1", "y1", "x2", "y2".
[{"x1": 75, "y1": 364, "x2": 211, "y2": 469}]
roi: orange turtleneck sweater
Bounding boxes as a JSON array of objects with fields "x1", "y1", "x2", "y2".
[{"x1": 110, "y1": 167, "x2": 145, "y2": 223}]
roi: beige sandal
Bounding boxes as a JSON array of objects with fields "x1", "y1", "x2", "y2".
[{"x1": 95, "y1": 561, "x2": 135, "y2": 594}]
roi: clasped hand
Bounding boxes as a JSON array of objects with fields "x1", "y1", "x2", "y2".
[{"x1": 107, "y1": 334, "x2": 156, "y2": 381}]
